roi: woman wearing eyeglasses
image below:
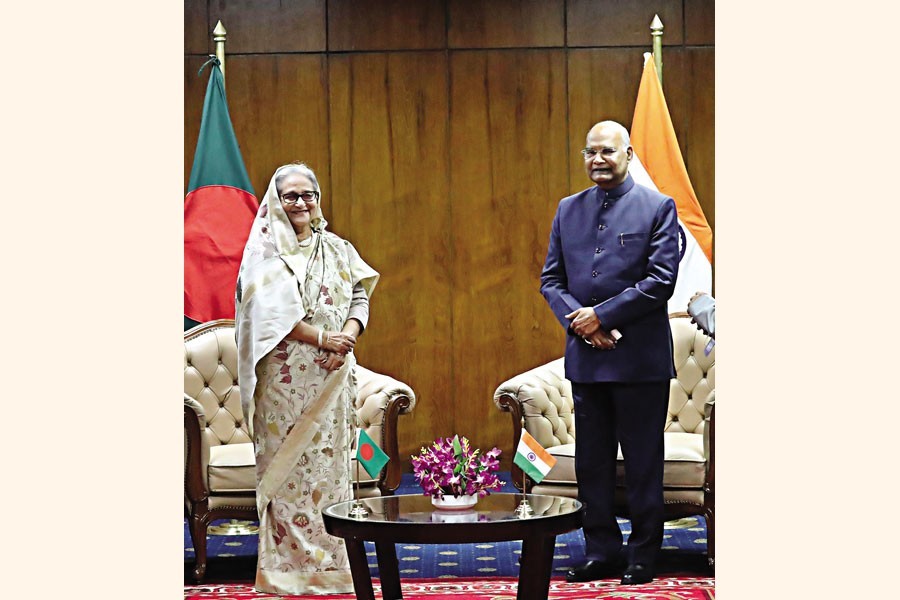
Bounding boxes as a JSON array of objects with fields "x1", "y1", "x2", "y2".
[{"x1": 235, "y1": 162, "x2": 379, "y2": 594}]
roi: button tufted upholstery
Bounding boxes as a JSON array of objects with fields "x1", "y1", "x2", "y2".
[
  {"x1": 493, "y1": 314, "x2": 715, "y2": 566},
  {"x1": 184, "y1": 319, "x2": 417, "y2": 582}
]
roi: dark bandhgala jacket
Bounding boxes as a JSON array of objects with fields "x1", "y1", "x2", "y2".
[{"x1": 540, "y1": 174, "x2": 680, "y2": 383}]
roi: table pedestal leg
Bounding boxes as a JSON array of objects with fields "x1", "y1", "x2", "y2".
[
  {"x1": 517, "y1": 535, "x2": 556, "y2": 600},
  {"x1": 345, "y1": 539, "x2": 375, "y2": 600},
  {"x1": 375, "y1": 541, "x2": 402, "y2": 599}
]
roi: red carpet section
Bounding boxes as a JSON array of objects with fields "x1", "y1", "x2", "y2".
[{"x1": 185, "y1": 576, "x2": 715, "y2": 599}]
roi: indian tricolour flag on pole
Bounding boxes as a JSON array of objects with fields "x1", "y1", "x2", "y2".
[
  {"x1": 513, "y1": 430, "x2": 557, "y2": 484},
  {"x1": 630, "y1": 53, "x2": 713, "y2": 313}
]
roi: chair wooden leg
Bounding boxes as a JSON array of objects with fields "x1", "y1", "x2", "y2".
[
  {"x1": 189, "y1": 510, "x2": 209, "y2": 583},
  {"x1": 705, "y1": 509, "x2": 715, "y2": 568}
]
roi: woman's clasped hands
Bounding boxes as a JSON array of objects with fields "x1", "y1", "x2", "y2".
[{"x1": 315, "y1": 331, "x2": 356, "y2": 371}]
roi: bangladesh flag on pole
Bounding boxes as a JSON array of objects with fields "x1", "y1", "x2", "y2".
[
  {"x1": 356, "y1": 428, "x2": 390, "y2": 479},
  {"x1": 513, "y1": 430, "x2": 557, "y2": 484},
  {"x1": 184, "y1": 57, "x2": 257, "y2": 328}
]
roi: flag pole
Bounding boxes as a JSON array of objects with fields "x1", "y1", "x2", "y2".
[
  {"x1": 514, "y1": 449, "x2": 534, "y2": 519},
  {"x1": 349, "y1": 414, "x2": 369, "y2": 520},
  {"x1": 514, "y1": 476, "x2": 534, "y2": 518},
  {"x1": 650, "y1": 14, "x2": 663, "y2": 87},
  {"x1": 213, "y1": 20, "x2": 227, "y2": 86},
  {"x1": 349, "y1": 456, "x2": 369, "y2": 519}
]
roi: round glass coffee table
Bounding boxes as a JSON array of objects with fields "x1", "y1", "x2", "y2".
[{"x1": 323, "y1": 492, "x2": 582, "y2": 600}]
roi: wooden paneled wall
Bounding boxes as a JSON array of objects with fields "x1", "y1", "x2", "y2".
[{"x1": 184, "y1": 0, "x2": 715, "y2": 470}]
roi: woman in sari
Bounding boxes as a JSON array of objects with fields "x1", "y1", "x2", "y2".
[{"x1": 236, "y1": 162, "x2": 379, "y2": 594}]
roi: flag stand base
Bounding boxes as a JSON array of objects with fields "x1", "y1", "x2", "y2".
[
  {"x1": 514, "y1": 498, "x2": 534, "y2": 519},
  {"x1": 349, "y1": 500, "x2": 369, "y2": 520}
]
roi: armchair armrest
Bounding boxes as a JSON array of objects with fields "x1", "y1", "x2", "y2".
[
  {"x1": 495, "y1": 389, "x2": 527, "y2": 491},
  {"x1": 184, "y1": 394, "x2": 210, "y2": 504},
  {"x1": 493, "y1": 358, "x2": 572, "y2": 492},
  {"x1": 703, "y1": 390, "x2": 715, "y2": 509},
  {"x1": 355, "y1": 366, "x2": 417, "y2": 495},
  {"x1": 184, "y1": 394, "x2": 206, "y2": 427}
]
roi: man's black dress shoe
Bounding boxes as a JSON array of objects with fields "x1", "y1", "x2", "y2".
[
  {"x1": 620, "y1": 563, "x2": 654, "y2": 585},
  {"x1": 565, "y1": 560, "x2": 622, "y2": 583}
]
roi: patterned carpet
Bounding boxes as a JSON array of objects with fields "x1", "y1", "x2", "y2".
[
  {"x1": 185, "y1": 577, "x2": 715, "y2": 599},
  {"x1": 185, "y1": 473, "x2": 712, "y2": 583}
]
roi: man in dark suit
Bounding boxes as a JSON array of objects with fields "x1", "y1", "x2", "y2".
[{"x1": 540, "y1": 121, "x2": 680, "y2": 585}]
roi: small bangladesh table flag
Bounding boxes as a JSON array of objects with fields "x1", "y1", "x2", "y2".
[
  {"x1": 356, "y1": 428, "x2": 389, "y2": 478},
  {"x1": 513, "y1": 430, "x2": 557, "y2": 484}
]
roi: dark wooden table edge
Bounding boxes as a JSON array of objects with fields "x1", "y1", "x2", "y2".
[{"x1": 322, "y1": 494, "x2": 582, "y2": 600}]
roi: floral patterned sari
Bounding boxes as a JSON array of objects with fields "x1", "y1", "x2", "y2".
[{"x1": 236, "y1": 167, "x2": 378, "y2": 594}]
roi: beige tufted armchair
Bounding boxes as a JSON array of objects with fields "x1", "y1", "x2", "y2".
[
  {"x1": 184, "y1": 319, "x2": 417, "y2": 582},
  {"x1": 493, "y1": 314, "x2": 715, "y2": 566}
]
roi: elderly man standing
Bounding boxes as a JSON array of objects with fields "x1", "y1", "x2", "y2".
[{"x1": 540, "y1": 121, "x2": 680, "y2": 585}]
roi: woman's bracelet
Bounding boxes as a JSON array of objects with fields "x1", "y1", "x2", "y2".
[{"x1": 317, "y1": 329, "x2": 324, "y2": 348}]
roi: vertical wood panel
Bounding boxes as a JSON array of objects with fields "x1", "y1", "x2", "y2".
[
  {"x1": 685, "y1": 0, "x2": 715, "y2": 46},
  {"x1": 184, "y1": 56, "x2": 211, "y2": 193},
  {"x1": 448, "y1": 0, "x2": 564, "y2": 48},
  {"x1": 184, "y1": 0, "x2": 209, "y2": 55},
  {"x1": 328, "y1": 0, "x2": 446, "y2": 51},
  {"x1": 210, "y1": 0, "x2": 325, "y2": 53},
  {"x1": 567, "y1": 49, "x2": 643, "y2": 195},
  {"x1": 657, "y1": 50, "x2": 690, "y2": 159},
  {"x1": 687, "y1": 48, "x2": 715, "y2": 237},
  {"x1": 225, "y1": 55, "x2": 331, "y2": 205},
  {"x1": 567, "y1": 0, "x2": 683, "y2": 47},
  {"x1": 329, "y1": 52, "x2": 452, "y2": 462},
  {"x1": 450, "y1": 50, "x2": 569, "y2": 467}
]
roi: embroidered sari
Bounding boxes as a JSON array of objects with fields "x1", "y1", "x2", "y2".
[{"x1": 236, "y1": 167, "x2": 378, "y2": 594}]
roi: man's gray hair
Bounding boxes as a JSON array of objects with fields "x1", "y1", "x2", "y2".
[
  {"x1": 274, "y1": 162, "x2": 321, "y2": 196},
  {"x1": 589, "y1": 120, "x2": 631, "y2": 146}
]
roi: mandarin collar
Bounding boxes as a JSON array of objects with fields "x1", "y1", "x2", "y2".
[{"x1": 597, "y1": 174, "x2": 635, "y2": 200}]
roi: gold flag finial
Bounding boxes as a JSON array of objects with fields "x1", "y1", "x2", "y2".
[
  {"x1": 650, "y1": 15, "x2": 663, "y2": 86},
  {"x1": 212, "y1": 20, "x2": 227, "y2": 85}
]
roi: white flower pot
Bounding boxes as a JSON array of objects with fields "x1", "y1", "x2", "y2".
[{"x1": 431, "y1": 493, "x2": 478, "y2": 511}]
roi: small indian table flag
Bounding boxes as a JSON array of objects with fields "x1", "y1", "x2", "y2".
[
  {"x1": 356, "y1": 428, "x2": 389, "y2": 478},
  {"x1": 513, "y1": 430, "x2": 557, "y2": 484}
]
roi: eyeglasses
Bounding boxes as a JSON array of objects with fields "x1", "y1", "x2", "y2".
[
  {"x1": 280, "y1": 191, "x2": 319, "y2": 205},
  {"x1": 581, "y1": 147, "x2": 618, "y2": 159}
]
